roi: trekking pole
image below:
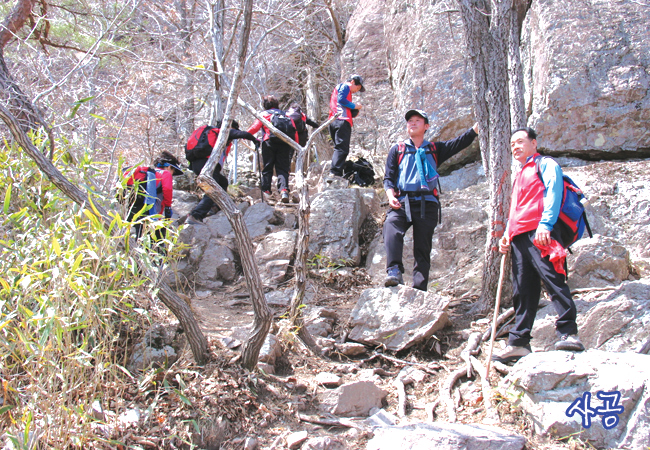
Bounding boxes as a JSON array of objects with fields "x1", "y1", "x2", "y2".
[
  {"x1": 254, "y1": 142, "x2": 264, "y2": 204},
  {"x1": 486, "y1": 253, "x2": 507, "y2": 376}
]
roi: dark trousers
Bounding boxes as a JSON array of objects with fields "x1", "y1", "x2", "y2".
[
  {"x1": 329, "y1": 119, "x2": 351, "y2": 176},
  {"x1": 190, "y1": 158, "x2": 229, "y2": 220},
  {"x1": 261, "y1": 140, "x2": 291, "y2": 192},
  {"x1": 508, "y1": 229, "x2": 578, "y2": 347},
  {"x1": 383, "y1": 200, "x2": 439, "y2": 291}
]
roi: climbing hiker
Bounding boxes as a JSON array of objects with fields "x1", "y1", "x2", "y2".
[
  {"x1": 492, "y1": 127, "x2": 585, "y2": 364},
  {"x1": 383, "y1": 109, "x2": 478, "y2": 291},
  {"x1": 247, "y1": 95, "x2": 297, "y2": 203},
  {"x1": 184, "y1": 120, "x2": 259, "y2": 225},
  {"x1": 122, "y1": 151, "x2": 183, "y2": 239},
  {"x1": 328, "y1": 74, "x2": 365, "y2": 178},
  {"x1": 286, "y1": 102, "x2": 320, "y2": 148}
]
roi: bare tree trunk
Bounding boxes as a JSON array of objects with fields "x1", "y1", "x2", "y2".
[
  {"x1": 208, "y1": 0, "x2": 225, "y2": 123},
  {"x1": 289, "y1": 116, "x2": 339, "y2": 354},
  {"x1": 458, "y1": 0, "x2": 514, "y2": 314},
  {"x1": 196, "y1": 0, "x2": 273, "y2": 371},
  {"x1": 508, "y1": 2, "x2": 529, "y2": 129},
  {"x1": 0, "y1": 104, "x2": 209, "y2": 365}
]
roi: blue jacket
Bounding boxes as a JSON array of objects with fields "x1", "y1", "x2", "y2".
[{"x1": 383, "y1": 127, "x2": 478, "y2": 202}]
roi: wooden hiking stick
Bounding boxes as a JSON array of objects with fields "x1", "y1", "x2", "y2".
[{"x1": 486, "y1": 253, "x2": 507, "y2": 375}]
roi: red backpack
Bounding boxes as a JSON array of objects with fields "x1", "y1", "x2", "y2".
[{"x1": 185, "y1": 126, "x2": 219, "y2": 162}]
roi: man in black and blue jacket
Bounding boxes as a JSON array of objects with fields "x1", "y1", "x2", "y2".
[{"x1": 383, "y1": 109, "x2": 478, "y2": 291}]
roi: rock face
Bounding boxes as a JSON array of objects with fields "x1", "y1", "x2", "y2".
[
  {"x1": 348, "y1": 286, "x2": 450, "y2": 351},
  {"x1": 567, "y1": 235, "x2": 630, "y2": 290},
  {"x1": 255, "y1": 230, "x2": 297, "y2": 284},
  {"x1": 342, "y1": 0, "x2": 650, "y2": 159},
  {"x1": 501, "y1": 351, "x2": 650, "y2": 449},
  {"x1": 522, "y1": 0, "x2": 650, "y2": 157},
  {"x1": 366, "y1": 422, "x2": 527, "y2": 450}
]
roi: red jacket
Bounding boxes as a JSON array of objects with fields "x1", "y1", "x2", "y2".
[
  {"x1": 507, "y1": 153, "x2": 546, "y2": 239},
  {"x1": 125, "y1": 166, "x2": 173, "y2": 213}
]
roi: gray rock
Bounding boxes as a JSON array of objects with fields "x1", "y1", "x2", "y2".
[
  {"x1": 568, "y1": 235, "x2": 630, "y2": 289},
  {"x1": 309, "y1": 188, "x2": 366, "y2": 265},
  {"x1": 531, "y1": 279, "x2": 650, "y2": 352},
  {"x1": 365, "y1": 408, "x2": 398, "y2": 427},
  {"x1": 258, "y1": 333, "x2": 282, "y2": 366},
  {"x1": 315, "y1": 372, "x2": 342, "y2": 388},
  {"x1": 303, "y1": 437, "x2": 348, "y2": 450},
  {"x1": 367, "y1": 422, "x2": 526, "y2": 450},
  {"x1": 255, "y1": 230, "x2": 297, "y2": 284},
  {"x1": 336, "y1": 342, "x2": 367, "y2": 357},
  {"x1": 127, "y1": 323, "x2": 183, "y2": 372},
  {"x1": 257, "y1": 362, "x2": 275, "y2": 375},
  {"x1": 348, "y1": 286, "x2": 450, "y2": 352},
  {"x1": 205, "y1": 212, "x2": 233, "y2": 237},
  {"x1": 195, "y1": 243, "x2": 237, "y2": 282},
  {"x1": 440, "y1": 162, "x2": 486, "y2": 191},
  {"x1": 287, "y1": 431, "x2": 309, "y2": 450},
  {"x1": 500, "y1": 350, "x2": 650, "y2": 449},
  {"x1": 243, "y1": 202, "x2": 277, "y2": 238},
  {"x1": 319, "y1": 381, "x2": 388, "y2": 417},
  {"x1": 172, "y1": 190, "x2": 200, "y2": 218}
]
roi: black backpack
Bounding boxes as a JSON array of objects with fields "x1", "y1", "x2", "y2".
[
  {"x1": 342, "y1": 157, "x2": 375, "y2": 187},
  {"x1": 268, "y1": 111, "x2": 296, "y2": 145},
  {"x1": 286, "y1": 108, "x2": 307, "y2": 135},
  {"x1": 185, "y1": 125, "x2": 219, "y2": 162}
]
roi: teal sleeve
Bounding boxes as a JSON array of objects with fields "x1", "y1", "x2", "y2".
[{"x1": 538, "y1": 158, "x2": 563, "y2": 232}]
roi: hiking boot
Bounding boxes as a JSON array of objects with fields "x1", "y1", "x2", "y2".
[
  {"x1": 491, "y1": 344, "x2": 532, "y2": 364},
  {"x1": 263, "y1": 190, "x2": 273, "y2": 201},
  {"x1": 186, "y1": 215, "x2": 204, "y2": 225},
  {"x1": 384, "y1": 266, "x2": 404, "y2": 287},
  {"x1": 555, "y1": 334, "x2": 585, "y2": 351},
  {"x1": 280, "y1": 190, "x2": 290, "y2": 203}
]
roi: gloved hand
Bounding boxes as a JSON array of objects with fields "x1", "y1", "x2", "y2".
[
  {"x1": 164, "y1": 206, "x2": 173, "y2": 219},
  {"x1": 253, "y1": 138, "x2": 261, "y2": 148}
]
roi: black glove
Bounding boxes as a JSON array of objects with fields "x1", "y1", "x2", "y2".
[
  {"x1": 164, "y1": 207, "x2": 173, "y2": 219},
  {"x1": 253, "y1": 139, "x2": 261, "y2": 148}
]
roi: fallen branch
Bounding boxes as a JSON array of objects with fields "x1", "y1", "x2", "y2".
[
  {"x1": 425, "y1": 399, "x2": 439, "y2": 422},
  {"x1": 440, "y1": 367, "x2": 466, "y2": 423},
  {"x1": 469, "y1": 356, "x2": 499, "y2": 422},
  {"x1": 394, "y1": 375, "x2": 413, "y2": 417},
  {"x1": 442, "y1": 331, "x2": 483, "y2": 422},
  {"x1": 297, "y1": 413, "x2": 362, "y2": 429},
  {"x1": 362, "y1": 353, "x2": 441, "y2": 375}
]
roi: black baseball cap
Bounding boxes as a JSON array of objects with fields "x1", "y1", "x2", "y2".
[
  {"x1": 349, "y1": 74, "x2": 366, "y2": 92},
  {"x1": 405, "y1": 109, "x2": 429, "y2": 124}
]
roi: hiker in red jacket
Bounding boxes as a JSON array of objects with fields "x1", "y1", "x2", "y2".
[
  {"x1": 247, "y1": 95, "x2": 298, "y2": 203},
  {"x1": 328, "y1": 74, "x2": 365, "y2": 178},
  {"x1": 493, "y1": 127, "x2": 584, "y2": 365},
  {"x1": 122, "y1": 151, "x2": 183, "y2": 239}
]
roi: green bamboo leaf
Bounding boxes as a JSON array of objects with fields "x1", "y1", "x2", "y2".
[
  {"x1": 3, "y1": 183, "x2": 11, "y2": 214},
  {"x1": 89, "y1": 113, "x2": 106, "y2": 121},
  {"x1": 71, "y1": 253, "x2": 84, "y2": 272},
  {"x1": 0, "y1": 405, "x2": 14, "y2": 414}
]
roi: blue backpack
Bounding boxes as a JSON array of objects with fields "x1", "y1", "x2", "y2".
[{"x1": 535, "y1": 156, "x2": 593, "y2": 248}]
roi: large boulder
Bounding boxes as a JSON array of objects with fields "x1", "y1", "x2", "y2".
[
  {"x1": 531, "y1": 279, "x2": 650, "y2": 353},
  {"x1": 367, "y1": 423, "x2": 526, "y2": 450},
  {"x1": 318, "y1": 381, "x2": 388, "y2": 417},
  {"x1": 309, "y1": 188, "x2": 368, "y2": 265},
  {"x1": 348, "y1": 286, "x2": 449, "y2": 352},
  {"x1": 567, "y1": 234, "x2": 630, "y2": 289},
  {"x1": 500, "y1": 351, "x2": 650, "y2": 449}
]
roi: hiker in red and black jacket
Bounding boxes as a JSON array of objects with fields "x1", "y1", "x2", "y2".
[
  {"x1": 383, "y1": 109, "x2": 478, "y2": 291},
  {"x1": 122, "y1": 151, "x2": 183, "y2": 239},
  {"x1": 286, "y1": 102, "x2": 320, "y2": 147},
  {"x1": 328, "y1": 74, "x2": 365, "y2": 178},
  {"x1": 247, "y1": 95, "x2": 298, "y2": 203},
  {"x1": 492, "y1": 127, "x2": 584, "y2": 365},
  {"x1": 186, "y1": 120, "x2": 259, "y2": 225}
]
